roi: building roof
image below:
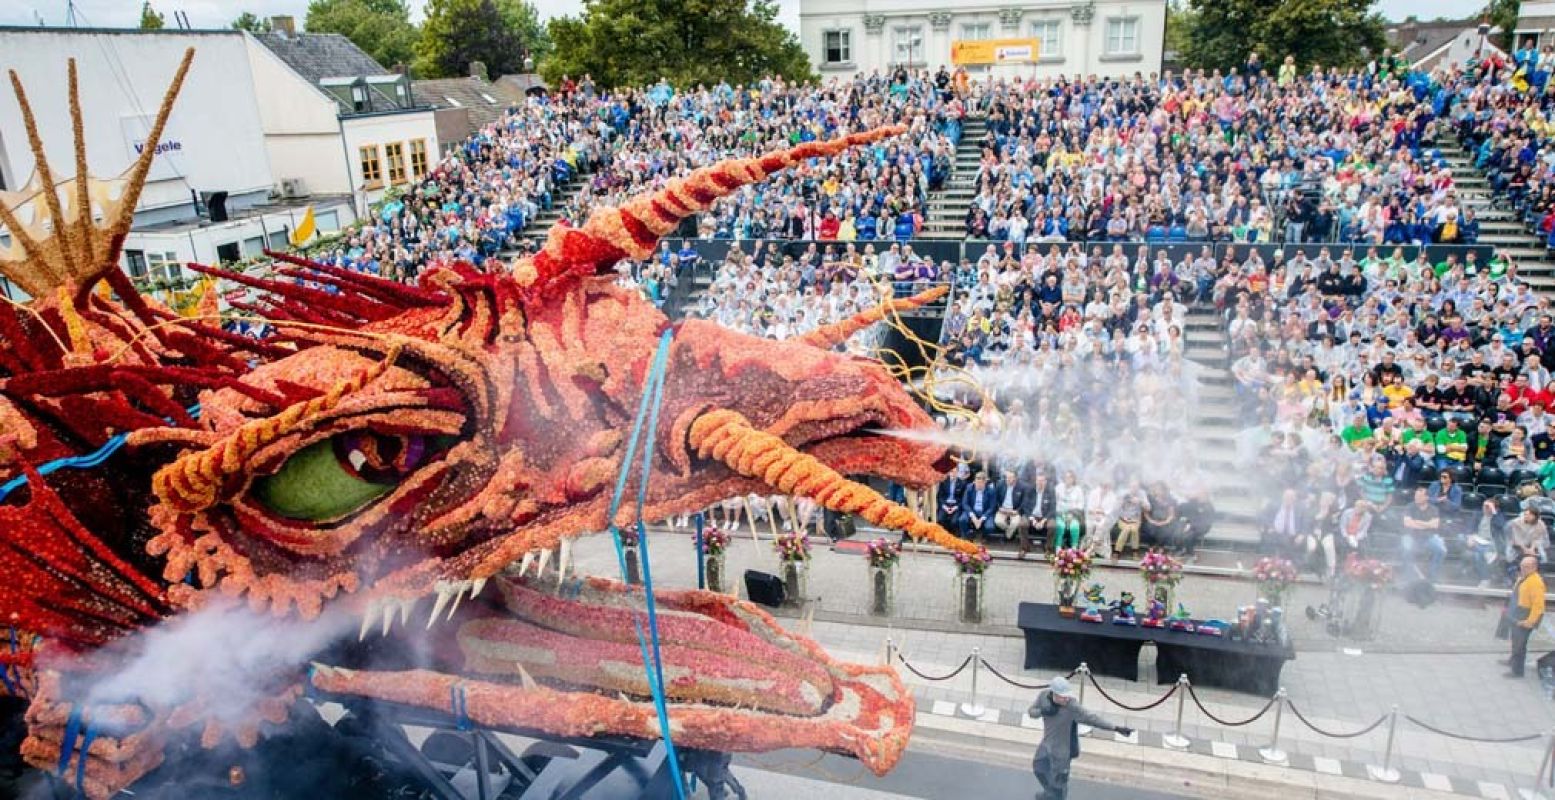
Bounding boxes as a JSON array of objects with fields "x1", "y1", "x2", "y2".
[
  {"x1": 252, "y1": 31, "x2": 389, "y2": 84},
  {"x1": 494, "y1": 73, "x2": 549, "y2": 100},
  {"x1": 412, "y1": 77, "x2": 511, "y2": 128},
  {"x1": 1388, "y1": 18, "x2": 1501, "y2": 67}
]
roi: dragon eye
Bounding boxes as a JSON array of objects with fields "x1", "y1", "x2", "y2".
[{"x1": 252, "y1": 431, "x2": 443, "y2": 522}]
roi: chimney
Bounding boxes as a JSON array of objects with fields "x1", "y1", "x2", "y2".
[
  {"x1": 469, "y1": 60, "x2": 489, "y2": 81},
  {"x1": 271, "y1": 15, "x2": 296, "y2": 38}
]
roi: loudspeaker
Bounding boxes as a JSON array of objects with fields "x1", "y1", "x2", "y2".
[
  {"x1": 207, "y1": 191, "x2": 229, "y2": 222},
  {"x1": 744, "y1": 570, "x2": 785, "y2": 607}
]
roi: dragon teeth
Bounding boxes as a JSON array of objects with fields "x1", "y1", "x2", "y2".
[
  {"x1": 398, "y1": 597, "x2": 416, "y2": 627},
  {"x1": 380, "y1": 603, "x2": 396, "y2": 637},
  {"x1": 469, "y1": 577, "x2": 487, "y2": 599},
  {"x1": 357, "y1": 600, "x2": 379, "y2": 641},
  {"x1": 515, "y1": 662, "x2": 538, "y2": 691},
  {"x1": 427, "y1": 583, "x2": 453, "y2": 629},
  {"x1": 557, "y1": 539, "x2": 572, "y2": 587},
  {"x1": 519, "y1": 552, "x2": 536, "y2": 578},
  {"x1": 537, "y1": 548, "x2": 552, "y2": 576},
  {"x1": 310, "y1": 661, "x2": 337, "y2": 678},
  {"x1": 445, "y1": 580, "x2": 468, "y2": 621}
]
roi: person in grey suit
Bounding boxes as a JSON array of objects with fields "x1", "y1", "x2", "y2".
[{"x1": 1027, "y1": 677, "x2": 1131, "y2": 799}]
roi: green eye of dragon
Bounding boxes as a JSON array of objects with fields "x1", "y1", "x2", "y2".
[{"x1": 252, "y1": 431, "x2": 443, "y2": 522}]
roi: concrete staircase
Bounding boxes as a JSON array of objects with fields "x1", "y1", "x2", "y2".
[
  {"x1": 1433, "y1": 138, "x2": 1555, "y2": 289},
  {"x1": 920, "y1": 117, "x2": 986, "y2": 239},
  {"x1": 1182, "y1": 307, "x2": 1262, "y2": 548}
]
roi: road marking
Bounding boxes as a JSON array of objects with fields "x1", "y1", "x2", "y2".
[
  {"x1": 1419, "y1": 773, "x2": 1452, "y2": 792},
  {"x1": 1210, "y1": 741, "x2": 1239, "y2": 759},
  {"x1": 1480, "y1": 781, "x2": 1510, "y2": 800},
  {"x1": 931, "y1": 700, "x2": 957, "y2": 717},
  {"x1": 1311, "y1": 757, "x2": 1343, "y2": 776}
]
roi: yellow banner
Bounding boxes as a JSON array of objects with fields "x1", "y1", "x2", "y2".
[{"x1": 951, "y1": 38, "x2": 1040, "y2": 66}]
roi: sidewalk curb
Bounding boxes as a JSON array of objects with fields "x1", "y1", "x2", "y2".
[{"x1": 913, "y1": 697, "x2": 1543, "y2": 800}]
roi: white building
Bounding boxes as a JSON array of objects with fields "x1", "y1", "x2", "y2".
[
  {"x1": 799, "y1": 0, "x2": 1166, "y2": 80},
  {"x1": 1517, "y1": 1, "x2": 1555, "y2": 49},
  {"x1": 0, "y1": 26, "x2": 360, "y2": 295}
]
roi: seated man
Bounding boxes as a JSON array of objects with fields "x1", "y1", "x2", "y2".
[
  {"x1": 957, "y1": 471, "x2": 999, "y2": 542},
  {"x1": 993, "y1": 468, "x2": 1032, "y2": 544},
  {"x1": 937, "y1": 464, "x2": 969, "y2": 528},
  {"x1": 1021, "y1": 472, "x2": 1056, "y2": 558},
  {"x1": 1400, "y1": 487, "x2": 1448, "y2": 584}
]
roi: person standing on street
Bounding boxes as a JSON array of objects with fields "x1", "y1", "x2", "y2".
[
  {"x1": 1506, "y1": 555, "x2": 1546, "y2": 678},
  {"x1": 1028, "y1": 677, "x2": 1132, "y2": 799}
]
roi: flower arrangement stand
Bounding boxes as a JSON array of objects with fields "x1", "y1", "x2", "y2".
[
  {"x1": 782, "y1": 560, "x2": 807, "y2": 607},
  {"x1": 871, "y1": 565, "x2": 895, "y2": 616},
  {"x1": 705, "y1": 551, "x2": 727, "y2": 594},
  {"x1": 623, "y1": 545, "x2": 642, "y2": 586},
  {"x1": 959, "y1": 572, "x2": 984, "y2": 624}
]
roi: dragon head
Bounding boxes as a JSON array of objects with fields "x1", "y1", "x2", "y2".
[{"x1": 0, "y1": 52, "x2": 973, "y2": 797}]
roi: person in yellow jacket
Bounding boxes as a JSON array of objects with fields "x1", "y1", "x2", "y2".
[{"x1": 1506, "y1": 555, "x2": 1546, "y2": 678}]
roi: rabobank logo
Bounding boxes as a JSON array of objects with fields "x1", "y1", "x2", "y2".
[{"x1": 134, "y1": 140, "x2": 183, "y2": 156}]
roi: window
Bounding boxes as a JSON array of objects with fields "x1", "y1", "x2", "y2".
[
  {"x1": 892, "y1": 26, "x2": 925, "y2": 65},
  {"x1": 123, "y1": 249, "x2": 148, "y2": 278},
  {"x1": 359, "y1": 145, "x2": 383, "y2": 187},
  {"x1": 268, "y1": 229, "x2": 290, "y2": 251},
  {"x1": 1031, "y1": 19, "x2": 1062, "y2": 57},
  {"x1": 823, "y1": 29, "x2": 852, "y2": 64},
  {"x1": 317, "y1": 210, "x2": 341, "y2": 233},
  {"x1": 145, "y1": 251, "x2": 181, "y2": 283},
  {"x1": 241, "y1": 235, "x2": 266, "y2": 258},
  {"x1": 1105, "y1": 17, "x2": 1140, "y2": 56},
  {"x1": 479, "y1": 92, "x2": 498, "y2": 104},
  {"x1": 409, "y1": 139, "x2": 429, "y2": 179},
  {"x1": 385, "y1": 142, "x2": 407, "y2": 184},
  {"x1": 960, "y1": 23, "x2": 991, "y2": 41}
]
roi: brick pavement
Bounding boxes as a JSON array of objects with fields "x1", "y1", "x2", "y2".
[{"x1": 568, "y1": 527, "x2": 1555, "y2": 794}]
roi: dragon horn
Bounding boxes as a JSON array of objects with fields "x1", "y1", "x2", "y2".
[
  {"x1": 522, "y1": 125, "x2": 907, "y2": 296},
  {"x1": 797, "y1": 285, "x2": 948, "y2": 350},
  {"x1": 687, "y1": 409, "x2": 978, "y2": 555}
]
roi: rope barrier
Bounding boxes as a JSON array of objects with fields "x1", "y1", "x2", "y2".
[
  {"x1": 1402, "y1": 715, "x2": 1545, "y2": 744},
  {"x1": 1286, "y1": 702, "x2": 1389, "y2": 740},
  {"x1": 976, "y1": 658, "x2": 1074, "y2": 690},
  {"x1": 1083, "y1": 671, "x2": 1179, "y2": 712},
  {"x1": 895, "y1": 653, "x2": 973, "y2": 683},
  {"x1": 1186, "y1": 683, "x2": 1279, "y2": 727}
]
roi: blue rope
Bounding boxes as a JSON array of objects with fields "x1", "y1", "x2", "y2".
[
  {"x1": 694, "y1": 513, "x2": 705, "y2": 591},
  {"x1": 0, "y1": 404, "x2": 200, "y2": 502},
  {"x1": 450, "y1": 683, "x2": 471, "y2": 731},
  {"x1": 597, "y1": 327, "x2": 686, "y2": 800},
  {"x1": 75, "y1": 720, "x2": 99, "y2": 792},
  {"x1": 56, "y1": 706, "x2": 83, "y2": 775}
]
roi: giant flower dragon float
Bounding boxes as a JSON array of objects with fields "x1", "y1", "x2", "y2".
[{"x1": 0, "y1": 51, "x2": 979, "y2": 798}]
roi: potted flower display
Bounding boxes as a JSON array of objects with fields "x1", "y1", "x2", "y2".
[
  {"x1": 774, "y1": 531, "x2": 811, "y2": 606},
  {"x1": 954, "y1": 546, "x2": 992, "y2": 623},
  {"x1": 1250, "y1": 556, "x2": 1299, "y2": 608},
  {"x1": 1139, "y1": 549, "x2": 1184, "y2": 611},
  {"x1": 700, "y1": 527, "x2": 732, "y2": 593},
  {"x1": 619, "y1": 527, "x2": 641, "y2": 585},
  {"x1": 1050, "y1": 547, "x2": 1093, "y2": 617},
  {"x1": 1344, "y1": 555, "x2": 1393, "y2": 640},
  {"x1": 866, "y1": 537, "x2": 902, "y2": 616}
]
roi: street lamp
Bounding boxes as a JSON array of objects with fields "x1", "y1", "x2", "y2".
[{"x1": 1478, "y1": 18, "x2": 1491, "y2": 61}]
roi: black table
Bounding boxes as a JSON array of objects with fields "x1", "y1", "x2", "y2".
[{"x1": 1016, "y1": 602, "x2": 1295, "y2": 696}]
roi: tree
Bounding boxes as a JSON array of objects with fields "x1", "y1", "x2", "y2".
[
  {"x1": 1164, "y1": 0, "x2": 1196, "y2": 59},
  {"x1": 1488, "y1": 0, "x2": 1521, "y2": 50},
  {"x1": 305, "y1": 0, "x2": 420, "y2": 71},
  {"x1": 1180, "y1": 0, "x2": 1385, "y2": 71},
  {"x1": 139, "y1": 2, "x2": 165, "y2": 30},
  {"x1": 415, "y1": 0, "x2": 549, "y2": 79},
  {"x1": 231, "y1": 11, "x2": 273, "y2": 33},
  {"x1": 542, "y1": 0, "x2": 814, "y2": 90}
]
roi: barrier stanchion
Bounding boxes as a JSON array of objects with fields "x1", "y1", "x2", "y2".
[
  {"x1": 959, "y1": 647, "x2": 987, "y2": 718},
  {"x1": 883, "y1": 636, "x2": 894, "y2": 667},
  {"x1": 1535, "y1": 730, "x2": 1555, "y2": 792},
  {"x1": 1258, "y1": 689, "x2": 1288, "y2": 764},
  {"x1": 1163, "y1": 675, "x2": 1190, "y2": 749},
  {"x1": 1367, "y1": 705, "x2": 1401, "y2": 783},
  {"x1": 1076, "y1": 663, "x2": 1093, "y2": 735}
]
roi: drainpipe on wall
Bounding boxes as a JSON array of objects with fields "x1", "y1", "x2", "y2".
[{"x1": 337, "y1": 115, "x2": 360, "y2": 219}]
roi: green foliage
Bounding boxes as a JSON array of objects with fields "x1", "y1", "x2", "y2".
[
  {"x1": 542, "y1": 0, "x2": 815, "y2": 90},
  {"x1": 305, "y1": 0, "x2": 420, "y2": 70},
  {"x1": 415, "y1": 0, "x2": 550, "y2": 78},
  {"x1": 231, "y1": 12, "x2": 272, "y2": 33},
  {"x1": 139, "y1": 2, "x2": 165, "y2": 30},
  {"x1": 1164, "y1": 0, "x2": 1195, "y2": 58},
  {"x1": 1489, "y1": 0, "x2": 1521, "y2": 50},
  {"x1": 1181, "y1": 0, "x2": 1386, "y2": 71}
]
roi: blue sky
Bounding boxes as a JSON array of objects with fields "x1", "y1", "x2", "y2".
[{"x1": 0, "y1": 0, "x2": 1492, "y2": 32}]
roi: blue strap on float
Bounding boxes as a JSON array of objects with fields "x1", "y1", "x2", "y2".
[
  {"x1": 694, "y1": 512, "x2": 705, "y2": 591},
  {"x1": 75, "y1": 720, "x2": 99, "y2": 792},
  {"x1": 601, "y1": 327, "x2": 686, "y2": 800},
  {"x1": 450, "y1": 683, "x2": 471, "y2": 731},
  {"x1": 56, "y1": 705, "x2": 83, "y2": 775},
  {"x1": 0, "y1": 404, "x2": 200, "y2": 502}
]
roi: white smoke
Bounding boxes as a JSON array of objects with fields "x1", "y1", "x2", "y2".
[
  {"x1": 78, "y1": 600, "x2": 355, "y2": 725},
  {"x1": 885, "y1": 358, "x2": 1215, "y2": 492}
]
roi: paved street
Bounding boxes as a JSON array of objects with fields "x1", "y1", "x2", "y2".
[
  {"x1": 568, "y1": 528, "x2": 1555, "y2": 791},
  {"x1": 731, "y1": 748, "x2": 1186, "y2": 799}
]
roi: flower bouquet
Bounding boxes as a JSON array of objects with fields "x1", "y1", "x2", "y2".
[
  {"x1": 866, "y1": 538, "x2": 902, "y2": 616},
  {"x1": 1343, "y1": 555, "x2": 1393, "y2": 640},
  {"x1": 954, "y1": 546, "x2": 992, "y2": 623},
  {"x1": 1139, "y1": 549, "x2": 1184, "y2": 609},
  {"x1": 1250, "y1": 556, "x2": 1298, "y2": 608},
  {"x1": 775, "y1": 531, "x2": 811, "y2": 606},
  {"x1": 701, "y1": 527, "x2": 732, "y2": 593},
  {"x1": 1050, "y1": 547, "x2": 1093, "y2": 617}
]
